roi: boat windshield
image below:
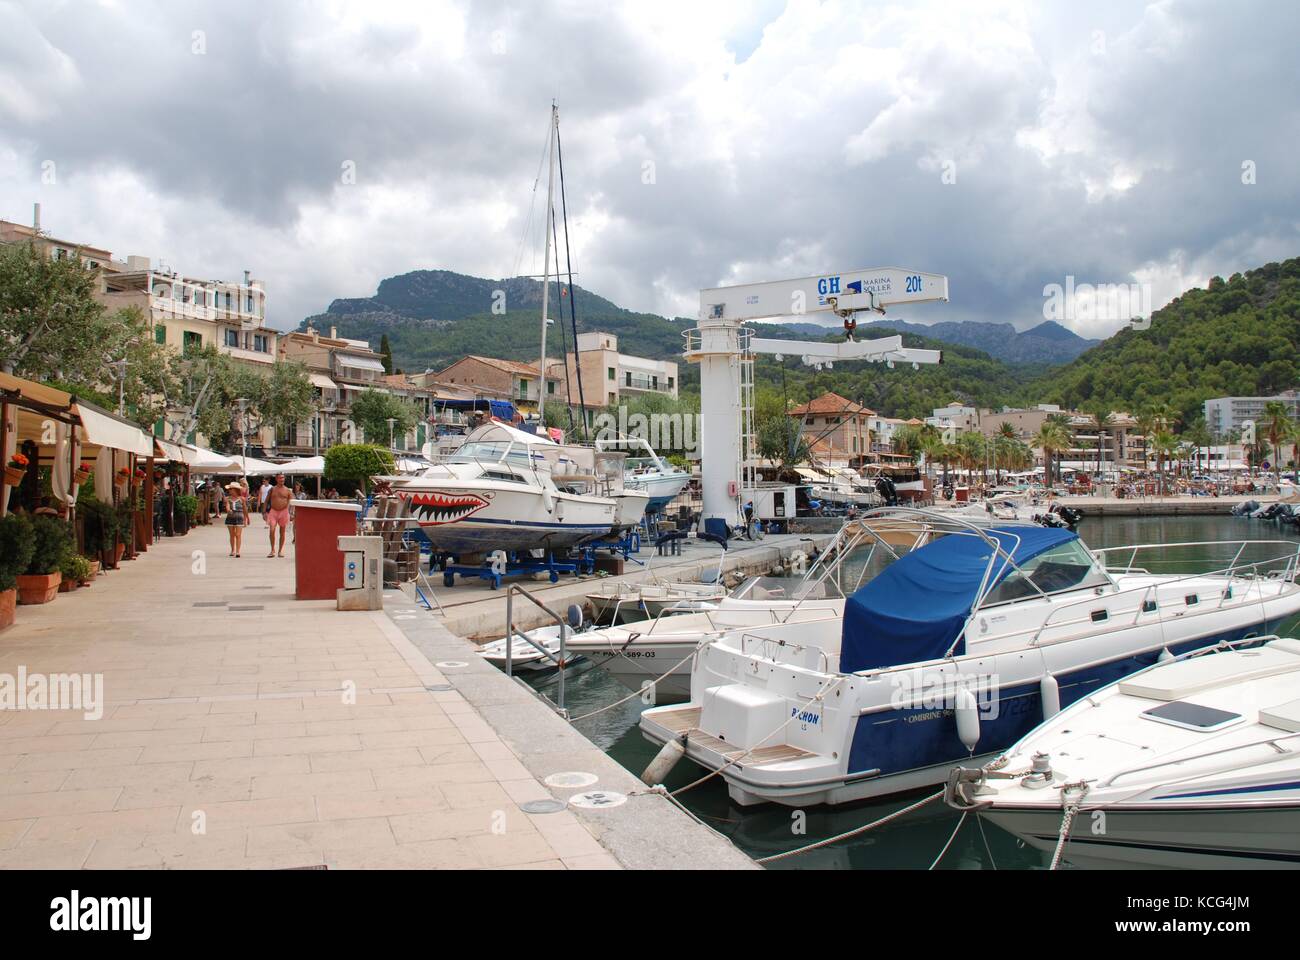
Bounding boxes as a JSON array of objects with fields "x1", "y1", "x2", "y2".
[
  {"x1": 730, "y1": 576, "x2": 845, "y2": 602},
  {"x1": 449, "y1": 441, "x2": 542, "y2": 465},
  {"x1": 981, "y1": 538, "x2": 1111, "y2": 606}
]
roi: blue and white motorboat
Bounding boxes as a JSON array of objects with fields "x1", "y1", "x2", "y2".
[
  {"x1": 596, "y1": 434, "x2": 689, "y2": 514},
  {"x1": 639, "y1": 508, "x2": 1300, "y2": 806}
]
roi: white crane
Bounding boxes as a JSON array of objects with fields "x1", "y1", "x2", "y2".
[{"x1": 685, "y1": 266, "x2": 949, "y2": 532}]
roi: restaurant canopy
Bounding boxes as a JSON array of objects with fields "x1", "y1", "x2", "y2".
[
  {"x1": 225, "y1": 454, "x2": 284, "y2": 476},
  {"x1": 276, "y1": 455, "x2": 325, "y2": 476},
  {"x1": 182, "y1": 445, "x2": 240, "y2": 472}
]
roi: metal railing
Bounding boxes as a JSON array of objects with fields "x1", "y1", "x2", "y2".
[
  {"x1": 505, "y1": 584, "x2": 574, "y2": 715},
  {"x1": 1022, "y1": 540, "x2": 1300, "y2": 649}
]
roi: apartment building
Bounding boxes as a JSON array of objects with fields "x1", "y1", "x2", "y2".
[
  {"x1": 545, "y1": 332, "x2": 679, "y2": 413},
  {"x1": 0, "y1": 213, "x2": 112, "y2": 272},
  {"x1": 277, "y1": 326, "x2": 400, "y2": 452},
  {"x1": 945, "y1": 403, "x2": 1148, "y2": 471},
  {"x1": 1204, "y1": 391, "x2": 1300, "y2": 439}
]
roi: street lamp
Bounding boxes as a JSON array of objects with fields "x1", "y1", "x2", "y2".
[
  {"x1": 386, "y1": 417, "x2": 398, "y2": 452},
  {"x1": 234, "y1": 397, "x2": 251, "y2": 466}
]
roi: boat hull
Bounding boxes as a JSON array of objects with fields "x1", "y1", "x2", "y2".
[
  {"x1": 397, "y1": 483, "x2": 615, "y2": 555},
  {"x1": 628, "y1": 471, "x2": 689, "y2": 512},
  {"x1": 983, "y1": 803, "x2": 1300, "y2": 869}
]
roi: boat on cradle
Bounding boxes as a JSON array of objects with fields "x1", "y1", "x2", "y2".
[
  {"x1": 595, "y1": 434, "x2": 689, "y2": 514},
  {"x1": 566, "y1": 516, "x2": 934, "y2": 699},
  {"x1": 639, "y1": 507, "x2": 1300, "y2": 807},
  {"x1": 478, "y1": 623, "x2": 586, "y2": 672},
  {"x1": 380, "y1": 421, "x2": 617, "y2": 556},
  {"x1": 946, "y1": 637, "x2": 1300, "y2": 868}
]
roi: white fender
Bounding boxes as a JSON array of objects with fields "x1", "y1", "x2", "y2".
[
  {"x1": 955, "y1": 688, "x2": 980, "y2": 752},
  {"x1": 1040, "y1": 673, "x2": 1060, "y2": 720},
  {"x1": 641, "y1": 738, "x2": 685, "y2": 785},
  {"x1": 542, "y1": 488, "x2": 555, "y2": 513}
]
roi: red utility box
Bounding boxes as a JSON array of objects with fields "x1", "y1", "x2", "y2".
[{"x1": 291, "y1": 500, "x2": 362, "y2": 600}]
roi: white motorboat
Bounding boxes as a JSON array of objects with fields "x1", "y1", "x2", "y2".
[
  {"x1": 586, "y1": 580, "x2": 726, "y2": 622},
  {"x1": 596, "y1": 434, "x2": 689, "y2": 514},
  {"x1": 640, "y1": 507, "x2": 1300, "y2": 807},
  {"x1": 383, "y1": 421, "x2": 617, "y2": 556},
  {"x1": 947, "y1": 637, "x2": 1300, "y2": 869},
  {"x1": 477, "y1": 624, "x2": 584, "y2": 672}
]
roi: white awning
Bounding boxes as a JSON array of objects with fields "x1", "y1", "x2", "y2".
[
  {"x1": 276, "y1": 455, "x2": 325, "y2": 476},
  {"x1": 338, "y1": 355, "x2": 386, "y2": 373},
  {"x1": 154, "y1": 438, "x2": 186, "y2": 462},
  {"x1": 309, "y1": 373, "x2": 338, "y2": 390},
  {"x1": 226, "y1": 454, "x2": 284, "y2": 476},
  {"x1": 181, "y1": 445, "x2": 240, "y2": 472},
  {"x1": 74, "y1": 403, "x2": 155, "y2": 457}
]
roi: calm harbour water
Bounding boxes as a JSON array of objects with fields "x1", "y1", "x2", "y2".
[{"x1": 522, "y1": 514, "x2": 1300, "y2": 870}]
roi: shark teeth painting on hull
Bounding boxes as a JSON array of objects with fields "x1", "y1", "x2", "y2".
[{"x1": 406, "y1": 491, "x2": 490, "y2": 526}]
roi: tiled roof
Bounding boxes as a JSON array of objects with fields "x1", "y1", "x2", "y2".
[{"x1": 789, "y1": 391, "x2": 875, "y2": 417}]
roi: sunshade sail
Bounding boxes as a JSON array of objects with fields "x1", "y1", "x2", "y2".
[
  {"x1": 226, "y1": 454, "x2": 283, "y2": 475},
  {"x1": 276, "y1": 455, "x2": 325, "y2": 475}
]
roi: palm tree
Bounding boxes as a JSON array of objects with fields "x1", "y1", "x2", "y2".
[
  {"x1": 1086, "y1": 406, "x2": 1115, "y2": 479},
  {"x1": 1151, "y1": 430, "x2": 1179, "y2": 495},
  {"x1": 1034, "y1": 420, "x2": 1069, "y2": 488},
  {"x1": 1262, "y1": 401, "x2": 1294, "y2": 489}
]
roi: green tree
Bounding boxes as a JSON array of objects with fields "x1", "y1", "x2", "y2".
[
  {"x1": 349, "y1": 389, "x2": 419, "y2": 448},
  {"x1": 379, "y1": 334, "x2": 393, "y2": 375},
  {"x1": 323, "y1": 444, "x2": 395, "y2": 493},
  {"x1": 757, "y1": 416, "x2": 809, "y2": 467},
  {"x1": 1035, "y1": 420, "x2": 1069, "y2": 487}
]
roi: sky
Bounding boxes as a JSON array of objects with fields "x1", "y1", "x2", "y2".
[{"x1": 2, "y1": 0, "x2": 1297, "y2": 339}]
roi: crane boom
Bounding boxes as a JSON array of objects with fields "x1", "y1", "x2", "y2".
[{"x1": 700, "y1": 267, "x2": 948, "y2": 324}]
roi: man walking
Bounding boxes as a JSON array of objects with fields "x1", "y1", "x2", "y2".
[{"x1": 264, "y1": 473, "x2": 293, "y2": 557}]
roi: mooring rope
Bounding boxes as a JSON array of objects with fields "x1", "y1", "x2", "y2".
[{"x1": 754, "y1": 789, "x2": 945, "y2": 864}]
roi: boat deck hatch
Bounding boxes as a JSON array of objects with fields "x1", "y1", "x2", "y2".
[
  {"x1": 1140, "y1": 701, "x2": 1243, "y2": 732},
  {"x1": 1260, "y1": 697, "x2": 1300, "y2": 734}
]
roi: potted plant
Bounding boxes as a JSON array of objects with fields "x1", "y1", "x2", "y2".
[
  {"x1": 5, "y1": 452, "x2": 29, "y2": 487},
  {"x1": 73, "y1": 461, "x2": 92, "y2": 485},
  {"x1": 79, "y1": 497, "x2": 118, "y2": 568},
  {"x1": 0, "y1": 514, "x2": 35, "y2": 629},
  {"x1": 175, "y1": 494, "x2": 199, "y2": 535},
  {"x1": 114, "y1": 502, "x2": 134, "y2": 561},
  {"x1": 59, "y1": 554, "x2": 93, "y2": 591},
  {"x1": 17, "y1": 515, "x2": 73, "y2": 604}
]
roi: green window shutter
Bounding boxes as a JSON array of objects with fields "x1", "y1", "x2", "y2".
[{"x1": 154, "y1": 324, "x2": 166, "y2": 344}]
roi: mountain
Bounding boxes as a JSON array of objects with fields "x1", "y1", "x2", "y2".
[
  {"x1": 859, "y1": 318, "x2": 1099, "y2": 363},
  {"x1": 299, "y1": 269, "x2": 690, "y2": 372},
  {"x1": 1025, "y1": 256, "x2": 1300, "y2": 424}
]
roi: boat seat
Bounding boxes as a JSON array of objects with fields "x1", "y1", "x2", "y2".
[
  {"x1": 1259, "y1": 698, "x2": 1300, "y2": 734},
  {"x1": 1119, "y1": 643, "x2": 1300, "y2": 701}
]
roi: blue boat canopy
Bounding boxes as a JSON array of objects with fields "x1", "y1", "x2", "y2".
[
  {"x1": 839, "y1": 526, "x2": 1079, "y2": 673},
  {"x1": 434, "y1": 397, "x2": 518, "y2": 421}
]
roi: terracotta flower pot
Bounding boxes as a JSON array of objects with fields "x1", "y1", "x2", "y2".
[
  {"x1": 114, "y1": 542, "x2": 127, "y2": 565},
  {"x1": 87, "y1": 560, "x2": 101, "y2": 579},
  {"x1": 59, "y1": 578, "x2": 76, "y2": 593},
  {"x1": 74, "y1": 469, "x2": 91, "y2": 484},
  {"x1": 4, "y1": 465, "x2": 25, "y2": 486},
  {"x1": 0, "y1": 589, "x2": 15, "y2": 630},
  {"x1": 16, "y1": 572, "x2": 61, "y2": 605}
]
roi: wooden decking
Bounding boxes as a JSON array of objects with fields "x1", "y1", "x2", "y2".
[{"x1": 649, "y1": 707, "x2": 816, "y2": 766}]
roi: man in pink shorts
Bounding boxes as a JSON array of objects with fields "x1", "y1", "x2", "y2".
[{"x1": 264, "y1": 473, "x2": 293, "y2": 557}]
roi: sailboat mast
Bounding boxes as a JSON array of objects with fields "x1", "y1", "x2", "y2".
[{"x1": 537, "y1": 103, "x2": 558, "y2": 425}]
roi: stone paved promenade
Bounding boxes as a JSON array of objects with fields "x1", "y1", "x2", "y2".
[{"x1": 0, "y1": 522, "x2": 621, "y2": 869}]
